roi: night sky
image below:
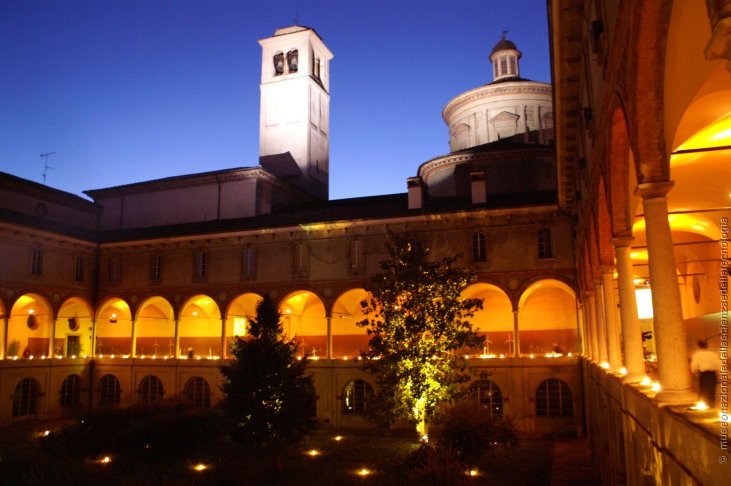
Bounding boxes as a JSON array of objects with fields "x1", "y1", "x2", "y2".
[{"x1": 0, "y1": 0, "x2": 550, "y2": 200}]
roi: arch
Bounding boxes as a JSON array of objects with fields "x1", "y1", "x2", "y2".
[
  {"x1": 135, "y1": 296, "x2": 174, "y2": 357},
  {"x1": 461, "y1": 283, "x2": 514, "y2": 355},
  {"x1": 342, "y1": 379, "x2": 374, "y2": 415},
  {"x1": 12, "y1": 377, "x2": 41, "y2": 418},
  {"x1": 469, "y1": 379, "x2": 503, "y2": 419},
  {"x1": 57, "y1": 297, "x2": 93, "y2": 358},
  {"x1": 179, "y1": 294, "x2": 222, "y2": 358},
  {"x1": 95, "y1": 298, "x2": 133, "y2": 356},
  {"x1": 279, "y1": 290, "x2": 327, "y2": 358},
  {"x1": 330, "y1": 288, "x2": 372, "y2": 358},
  {"x1": 606, "y1": 104, "x2": 637, "y2": 236},
  {"x1": 8, "y1": 293, "x2": 53, "y2": 358},
  {"x1": 183, "y1": 377, "x2": 211, "y2": 408},
  {"x1": 138, "y1": 375, "x2": 164, "y2": 405},
  {"x1": 535, "y1": 379, "x2": 574, "y2": 417},
  {"x1": 518, "y1": 279, "x2": 578, "y2": 355},
  {"x1": 224, "y1": 293, "x2": 263, "y2": 356},
  {"x1": 596, "y1": 176, "x2": 615, "y2": 266},
  {"x1": 60, "y1": 374, "x2": 82, "y2": 407},
  {"x1": 98, "y1": 374, "x2": 121, "y2": 406}
]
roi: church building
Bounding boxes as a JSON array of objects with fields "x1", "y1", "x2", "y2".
[{"x1": 0, "y1": 2, "x2": 729, "y2": 483}]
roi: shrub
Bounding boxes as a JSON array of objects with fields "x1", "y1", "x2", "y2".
[
  {"x1": 407, "y1": 444, "x2": 471, "y2": 486},
  {"x1": 429, "y1": 400, "x2": 518, "y2": 462}
]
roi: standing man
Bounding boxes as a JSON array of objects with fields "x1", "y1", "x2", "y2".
[{"x1": 690, "y1": 340, "x2": 722, "y2": 407}]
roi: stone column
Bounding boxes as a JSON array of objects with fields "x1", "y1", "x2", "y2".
[
  {"x1": 593, "y1": 281, "x2": 609, "y2": 363},
  {"x1": 613, "y1": 238, "x2": 645, "y2": 382},
  {"x1": 90, "y1": 319, "x2": 97, "y2": 358},
  {"x1": 512, "y1": 310, "x2": 521, "y2": 357},
  {"x1": 601, "y1": 268, "x2": 622, "y2": 369},
  {"x1": 636, "y1": 182, "x2": 694, "y2": 404},
  {"x1": 326, "y1": 316, "x2": 333, "y2": 359},
  {"x1": 220, "y1": 318, "x2": 227, "y2": 359},
  {"x1": 585, "y1": 292, "x2": 598, "y2": 360},
  {"x1": 577, "y1": 301, "x2": 585, "y2": 356},
  {"x1": 174, "y1": 319, "x2": 181, "y2": 358},
  {"x1": 130, "y1": 319, "x2": 137, "y2": 357},
  {"x1": 1, "y1": 317, "x2": 7, "y2": 359},
  {"x1": 49, "y1": 318, "x2": 57, "y2": 358}
]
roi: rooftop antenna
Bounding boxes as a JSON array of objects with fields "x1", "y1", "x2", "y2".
[{"x1": 40, "y1": 152, "x2": 56, "y2": 185}]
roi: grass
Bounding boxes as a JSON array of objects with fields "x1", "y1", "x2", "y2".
[{"x1": 0, "y1": 417, "x2": 552, "y2": 485}]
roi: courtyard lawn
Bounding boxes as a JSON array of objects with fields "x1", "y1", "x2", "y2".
[{"x1": 0, "y1": 418, "x2": 552, "y2": 485}]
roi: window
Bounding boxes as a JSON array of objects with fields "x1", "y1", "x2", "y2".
[
  {"x1": 60, "y1": 374, "x2": 82, "y2": 407},
  {"x1": 194, "y1": 250, "x2": 208, "y2": 279},
  {"x1": 294, "y1": 243, "x2": 308, "y2": 275},
  {"x1": 472, "y1": 232, "x2": 486, "y2": 262},
  {"x1": 470, "y1": 380, "x2": 503, "y2": 419},
  {"x1": 349, "y1": 239, "x2": 363, "y2": 271},
  {"x1": 107, "y1": 256, "x2": 121, "y2": 283},
  {"x1": 536, "y1": 379, "x2": 573, "y2": 417},
  {"x1": 342, "y1": 379, "x2": 374, "y2": 415},
  {"x1": 509, "y1": 56, "x2": 517, "y2": 75},
  {"x1": 538, "y1": 228, "x2": 553, "y2": 259},
  {"x1": 138, "y1": 375, "x2": 164, "y2": 405},
  {"x1": 287, "y1": 49, "x2": 298, "y2": 72},
  {"x1": 12, "y1": 378, "x2": 40, "y2": 417},
  {"x1": 242, "y1": 246, "x2": 256, "y2": 280},
  {"x1": 314, "y1": 56, "x2": 321, "y2": 79},
  {"x1": 500, "y1": 56, "x2": 508, "y2": 76},
  {"x1": 99, "y1": 374, "x2": 121, "y2": 406},
  {"x1": 150, "y1": 253, "x2": 162, "y2": 281},
  {"x1": 184, "y1": 377, "x2": 211, "y2": 408},
  {"x1": 74, "y1": 255, "x2": 85, "y2": 282},
  {"x1": 273, "y1": 52, "x2": 284, "y2": 75},
  {"x1": 30, "y1": 247, "x2": 43, "y2": 276}
]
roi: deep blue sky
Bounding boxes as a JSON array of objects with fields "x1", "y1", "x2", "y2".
[{"x1": 0, "y1": 0, "x2": 550, "y2": 201}]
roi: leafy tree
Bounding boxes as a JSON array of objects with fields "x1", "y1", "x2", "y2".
[
  {"x1": 358, "y1": 235, "x2": 484, "y2": 435},
  {"x1": 219, "y1": 296, "x2": 316, "y2": 462}
]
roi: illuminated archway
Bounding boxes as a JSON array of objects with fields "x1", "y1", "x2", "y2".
[
  {"x1": 57, "y1": 297, "x2": 93, "y2": 358},
  {"x1": 518, "y1": 279, "x2": 578, "y2": 355},
  {"x1": 179, "y1": 294, "x2": 221, "y2": 359},
  {"x1": 279, "y1": 291, "x2": 326, "y2": 358},
  {"x1": 331, "y1": 288, "x2": 372, "y2": 358},
  {"x1": 460, "y1": 283, "x2": 514, "y2": 355},
  {"x1": 7, "y1": 293, "x2": 53, "y2": 358},
  {"x1": 224, "y1": 293, "x2": 263, "y2": 356},
  {"x1": 95, "y1": 298, "x2": 132, "y2": 356},
  {"x1": 135, "y1": 296, "x2": 174, "y2": 357}
]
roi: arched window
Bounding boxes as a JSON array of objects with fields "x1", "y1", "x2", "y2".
[
  {"x1": 273, "y1": 52, "x2": 284, "y2": 75},
  {"x1": 184, "y1": 377, "x2": 211, "y2": 409},
  {"x1": 343, "y1": 379, "x2": 374, "y2": 415},
  {"x1": 287, "y1": 49, "x2": 298, "y2": 72},
  {"x1": 472, "y1": 232, "x2": 487, "y2": 262},
  {"x1": 535, "y1": 379, "x2": 573, "y2": 417},
  {"x1": 470, "y1": 379, "x2": 503, "y2": 419},
  {"x1": 538, "y1": 228, "x2": 553, "y2": 259},
  {"x1": 99, "y1": 374, "x2": 121, "y2": 406},
  {"x1": 60, "y1": 374, "x2": 82, "y2": 407},
  {"x1": 139, "y1": 375, "x2": 165, "y2": 405},
  {"x1": 12, "y1": 378, "x2": 40, "y2": 417}
]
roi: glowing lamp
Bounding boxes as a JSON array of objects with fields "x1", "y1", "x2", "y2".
[
  {"x1": 619, "y1": 367, "x2": 628, "y2": 376},
  {"x1": 640, "y1": 376, "x2": 652, "y2": 386},
  {"x1": 690, "y1": 401, "x2": 709, "y2": 411},
  {"x1": 420, "y1": 434, "x2": 429, "y2": 443},
  {"x1": 334, "y1": 435, "x2": 343, "y2": 442},
  {"x1": 651, "y1": 382, "x2": 662, "y2": 392},
  {"x1": 599, "y1": 361, "x2": 610, "y2": 370},
  {"x1": 191, "y1": 463, "x2": 208, "y2": 472},
  {"x1": 307, "y1": 449, "x2": 320, "y2": 457},
  {"x1": 356, "y1": 468, "x2": 371, "y2": 476},
  {"x1": 95, "y1": 456, "x2": 112, "y2": 464},
  {"x1": 28, "y1": 309, "x2": 35, "y2": 314},
  {"x1": 466, "y1": 468, "x2": 480, "y2": 477}
]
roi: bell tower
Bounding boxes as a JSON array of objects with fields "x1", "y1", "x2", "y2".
[{"x1": 258, "y1": 26, "x2": 333, "y2": 200}]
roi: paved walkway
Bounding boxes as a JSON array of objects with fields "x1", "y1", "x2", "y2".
[{"x1": 551, "y1": 438, "x2": 599, "y2": 485}]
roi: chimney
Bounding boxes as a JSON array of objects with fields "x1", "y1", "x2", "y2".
[
  {"x1": 470, "y1": 171, "x2": 487, "y2": 204},
  {"x1": 407, "y1": 177, "x2": 424, "y2": 209}
]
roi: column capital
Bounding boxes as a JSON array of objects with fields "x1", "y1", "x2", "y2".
[
  {"x1": 611, "y1": 236, "x2": 634, "y2": 248},
  {"x1": 635, "y1": 181, "x2": 674, "y2": 199}
]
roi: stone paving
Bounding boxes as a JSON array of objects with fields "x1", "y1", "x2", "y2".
[{"x1": 551, "y1": 438, "x2": 599, "y2": 485}]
